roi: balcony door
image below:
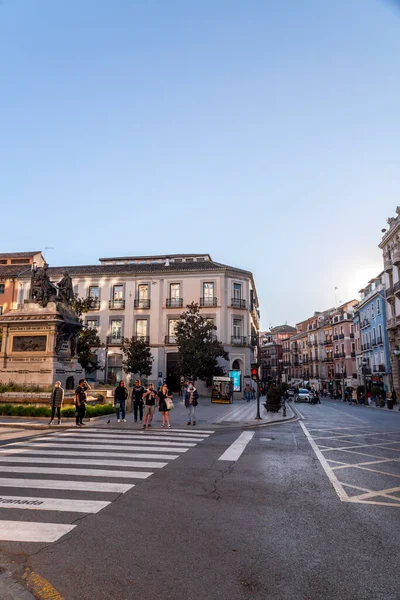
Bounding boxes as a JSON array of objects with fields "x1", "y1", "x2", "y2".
[
  {"x1": 138, "y1": 284, "x2": 148, "y2": 300},
  {"x1": 136, "y1": 319, "x2": 148, "y2": 340},
  {"x1": 203, "y1": 282, "x2": 214, "y2": 305},
  {"x1": 170, "y1": 283, "x2": 180, "y2": 300},
  {"x1": 110, "y1": 319, "x2": 122, "y2": 341},
  {"x1": 168, "y1": 319, "x2": 178, "y2": 343},
  {"x1": 233, "y1": 283, "x2": 241, "y2": 300}
]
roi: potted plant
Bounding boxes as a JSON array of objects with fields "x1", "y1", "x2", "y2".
[{"x1": 265, "y1": 384, "x2": 282, "y2": 413}]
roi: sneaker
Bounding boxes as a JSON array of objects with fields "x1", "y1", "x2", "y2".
[
  {"x1": 48, "y1": 421, "x2": 54, "y2": 426},
  {"x1": 168, "y1": 424, "x2": 171, "y2": 428},
  {"x1": 142, "y1": 424, "x2": 146, "y2": 429},
  {"x1": 147, "y1": 424, "x2": 152, "y2": 429},
  {"x1": 122, "y1": 419, "x2": 127, "y2": 423},
  {"x1": 80, "y1": 423, "x2": 86, "y2": 427},
  {"x1": 193, "y1": 421, "x2": 196, "y2": 426},
  {"x1": 117, "y1": 419, "x2": 121, "y2": 423},
  {"x1": 161, "y1": 423, "x2": 165, "y2": 428},
  {"x1": 134, "y1": 420, "x2": 137, "y2": 423},
  {"x1": 57, "y1": 420, "x2": 61, "y2": 425},
  {"x1": 187, "y1": 421, "x2": 191, "y2": 425}
]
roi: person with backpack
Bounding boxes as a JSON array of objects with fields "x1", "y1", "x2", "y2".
[
  {"x1": 142, "y1": 383, "x2": 158, "y2": 429},
  {"x1": 75, "y1": 379, "x2": 91, "y2": 427},
  {"x1": 185, "y1": 381, "x2": 199, "y2": 426},
  {"x1": 114, "y1": 380, "x2": 129, "y2": 423}
]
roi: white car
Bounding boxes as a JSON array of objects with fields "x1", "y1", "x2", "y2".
[{"x1": 295, "y1": 388, "x2": 310, "y2": 403}]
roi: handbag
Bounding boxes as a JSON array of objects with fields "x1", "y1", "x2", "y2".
[{"x1": 165, "y1": 397, "x2": 174, "y2": 410}]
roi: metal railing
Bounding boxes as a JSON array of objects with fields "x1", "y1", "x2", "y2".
[
  {"x1": 231, "y1": 336, "x2": 247, "y2": 346},
  {"x1": 231, "y1": 298, "x2": 247, "y2": 309},
  {"x1": 166, "y1": 298, "x2": 183, "y2": 308},
  {"x1": 109, "y1": 300, "x2": 125, "y2": 310},
  {"x1": 134, "y1": 299, "x2": 151, "y2": 309},
  {"x1": 107, "y1": 336, "x2": 123, "y2": 346},
  {"x1": 164, "y1": 335, "x2": 177, "y2": 345},
  {"x1": 200, "y1": 296, "x2": 218, "y2": 307}
]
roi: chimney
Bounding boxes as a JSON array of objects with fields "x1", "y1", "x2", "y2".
[{"x1": 165, "y1": 257, "x2": 170, "y2": 267}]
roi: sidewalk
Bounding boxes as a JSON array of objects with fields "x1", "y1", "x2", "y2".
[{"x1": 0, "y1": 397, "x2": 295, "y2": 431}]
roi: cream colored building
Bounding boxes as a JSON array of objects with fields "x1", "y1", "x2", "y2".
[{"x1": 20, "y1": 254, "x2": 259, "y2": 395}]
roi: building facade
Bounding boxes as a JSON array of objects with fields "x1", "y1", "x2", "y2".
[
  {"x1": 0, "y1": 251, "x2": 45, "y2": 315},
  {"x1": 17, "y1": 253, "x2": 259, "y2": 394},
  {"x1": 259, "y1": 325, "x2": 296, "y2": 384}
]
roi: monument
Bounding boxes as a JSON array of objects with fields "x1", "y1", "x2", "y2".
[{"x1": 0, "y1": 266, "x2": 84, "y2": 389}]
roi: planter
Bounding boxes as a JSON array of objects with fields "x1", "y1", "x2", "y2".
[{"x1": 387, "y1": 400, "x2": 394, "y2": 410}]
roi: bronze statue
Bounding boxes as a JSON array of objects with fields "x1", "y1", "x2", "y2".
[
  {"x1": 30, "y1": 266, "x2": 58, "y2": 307},
  {"x1": 57, "y1": 272, "x2": 74, "y2": 305}
]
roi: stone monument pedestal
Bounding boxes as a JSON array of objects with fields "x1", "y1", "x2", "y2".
[{"x1": 0, "y1": 301, "x2": 84, "y2": 389}]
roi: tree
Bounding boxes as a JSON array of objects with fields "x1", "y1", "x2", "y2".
[
  {"x1": 121, "y1": 337, "x2": 153, "y2": 378},
  {"x1": 71, "y1": 295, "x2": 96, "y2": 318},
  {"x1": 175, "y1": 302, "x2": 229, "y2": 384},
  {"x1": 77, "y1": 327, "x2": 102, "y2": 373}
]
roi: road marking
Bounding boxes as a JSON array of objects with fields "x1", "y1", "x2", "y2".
[
  {"x1": 90, "y1": 428, "x2": 214, "y2": 435},
  {"x1": 313, "y1": 432, "x2": 400, "y2": 440},
  {"x1": 2, "y1": 449, "x2": 179, "y2": 460},
  {"x1": 0, "y1": 495, "x2": 110, "y2": 513},
  {"x1": 12, "y1": 443, "x2": 189, "y2": 453},
  {"x1": 0, "y1": 456, "x2": 167, "y2": 469},
  {"x1": 55, "y1": 433, "x2": 201, "y2": 444},
  {"x1": 88, "y1": 429, "x2": 211, "y2": 437},
  {"x1": 0, "y1": 478, "x2": 134, "y2": 493},
  {"x1": 0, "y1": 466, "x2": 153, "y2": 479},
  {"x1": 0, "y1": 520, "x2": 75, "y2": 542},
  {"x1": 37, "y1": 436, "x2": 197, "y2": 446},
  {"x1": 299, "y1": 421, "x2": 348, "y2": 501},
  {"x1": 218, "y1": 431, "x2": 255, "y2": 461},
  {"x1": 25, "y1": 568, "x2": 65, "y2": 600}
]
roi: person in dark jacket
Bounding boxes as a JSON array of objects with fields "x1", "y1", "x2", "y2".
[
  {"x1": 131, "y1": 379, "x2": 145, "y2": 423},
  {"x1": 49, "y1": 381, "x2": 64, "y2": 425},
  {"x1": 75, "y1": 379, "x2": 91, "y2": 427},
  {"x1": 184, "y1": 382, "x2": 199, "y2": 426},
  {"x1": 114, "y1": 380, "x2": 129, "y2": 422}
]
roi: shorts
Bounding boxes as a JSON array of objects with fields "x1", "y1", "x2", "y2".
[{"x1": 144, "y1": 405, "x2": 156, "y2": 416}]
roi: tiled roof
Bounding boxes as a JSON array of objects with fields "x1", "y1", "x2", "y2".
[
  {"x1": 41, "y1": 260, "x2": 253, "y2": 278},
  {"x1": 0, "y1": 251, "x2": 41, "y2": 259},
  {"x1": 0, "y1": 265, "x2": 33, "y2": 279},
  {"x1": 99, "y1": 253, "x2": 212, "y2": 262},
  {"x1": 271, "y1": 324, "x2": 297, "y2": 333}
]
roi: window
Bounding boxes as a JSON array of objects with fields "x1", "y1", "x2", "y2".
[
  {"x1": 341, "y1": 344, "x2": 345, "y2": 354},
  {"x1": 89, "y1": 286, "x2": 99, "y2": 299},
  {"x1": 233, "y1": 283, "x2": 241, "y2": 299},
  {"x1": 138, "y1": 284, "x2": 149, "y2": 300},
  {"x1": 0, "y1": 284, "x2": 4, "y2": 294},
  {"x1": 136, "y1": 319, "x2": 148, "y2": 339},
  {"x1": 11, "y1": 259, "x2": 30, "y2": 264},
  {"x1": 170, "y1": 283, "x2": 180, "y2": 299},
  {"x1": 168, "y1": 319, "x2": 178, "y2": 342},
  {"x1": 113, "y1": 285, "x2": 124, "y2": 301},
  {"x1": 233, "y1": 318, "x2": 242, "y2": 338},
  {"x1": 377, "y1": 298, "x2": 381, "y2": 315},
  {"x1": 372, "y1": 328, "x2": 376, "y2": 343},
  {"x1": 110, "y1": 319, "x2": 122, "y2": 340},
  {"x1": 378, "y1": 324, "x2": 382, "y2": 340},
  {"x1": 203, "y1": 282, "x2": 214, "y2": 300},
  {"x1": 371, "y1": 303, "x2": 375, "y2": 318},
  {"x1": 86, "y1": 319, "x2": 98, "y2": 330},
  {"x1": 0, "y1": 306, "x2": 3, "y2": 315}
]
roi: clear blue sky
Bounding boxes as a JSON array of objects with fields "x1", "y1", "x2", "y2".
[{"x1": 1, "y1": 0, "x2": 399, "y2": 328}]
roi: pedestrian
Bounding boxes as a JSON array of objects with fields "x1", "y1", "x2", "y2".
[
  {"x1": 114, "y1": 380, "x2": 128, "y2": 423},
  {"x1": 158, "y1": 383, "x2": 173, "y2": 428},
  {"x1": 48, "y1": 380, "x2": 64, "y2": 425},
  {"x1": 244, "y1": 383, "x2": 251, "y2": 402},
  {"x1": 142, "y1": 383, "x2": 158, "y2": 429},
  {"x1": 251, "y1": 385, "x2": 256, "y2": 400},
  {"x1": 75, "y1": 379, "x2": 91, "y2": 427},
  {"x1": 131, "y1": 379, "x2": 145, "y2": 423},
  {"x1": 185, "y1": 381, "x2": 199, "y2": 426},
  {"x1": 392, "y1": 389, "x2": 398, "y2": 408}
]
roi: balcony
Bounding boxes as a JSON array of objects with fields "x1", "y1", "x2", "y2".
[
  {"x1": 350, "y1": 332, "x2": 354, "y2": 339},
  {"x1": 333, "y1": 335, "x2": 339, "y2": 341},
  {"x1": 394, "y1": 281, "x2": 400, "y2": 299},
  {"x1": 231, "y1": 336, "x2": 247, "y2": 346},
  {"x1": 231, "y1": 298, "x2": 247, "y2": 309},
  {"x1": 339, "y1": 352, "x2": 346, "y2": 358},
  {"x1": 372, "y1": 365, "x2": 378, "y2": 373},
  {"x1": 87, "y1": 298, "x2": 100, "y2": 310},
  {"x1": 133, "y1": 335, "x2": 150, "y2": 344},
  {"x1": 166, "y1": 298, "x2": 183, "y2": 308},
  {"x1": 379, "y1": 364, "x2": 386, "y2": 372},
  {"x1": 377, "y1": 336, "x2": 383, "y2": 345},
  {"x1": 387, "y1": 317, "x2": 396, "y2": 329},
  {"x1": 339, "y1": 333, "x2": 345, "y2": 339},
  {"x1": 351, "y1": 351, "x2": 356, "y2": 358},
  {"x1": 384, "y1": 256, "x2": 393, "y2": 272},
  {"x1": 324, "y1": 339, "x2": 333, "y2": 345},
  {"x1": 372, "y1": 338, "x2": 378, "y2": 347},
  {"x1": 107, "y1": 336, "x2": 123, "y2": 346},
  {"x1": 334, "y1": 353, "x2": 340, "y2": 359},
  {"x1": 335, "y1": 372, "x2": 347, "y2": 380},
  {"x1": 361, "y1": 318, "x2": 370, "y2": 328},
  {"x1": 392, "y1": 249, "x2": 400, "y2": 266},
  {"x1": 200, "y1": 296, "x2": 218, "y2": 308},
  {"x1": 134, "y1": 299, "x2": 151, "y2": 309},
  {"x1": 109, "y1": 300, "x2": 125, "y2": 310},
  {"x1": 386, "y1": 287, "x2": 395, "y2": 301},
  {"x1": 164, "y1": 335, "x2": 177, "y2": 345}
]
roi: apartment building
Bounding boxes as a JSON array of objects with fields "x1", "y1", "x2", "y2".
[
  {"x1": 259, "y1": 325, "x2": 296, "y2": 383},
  {"x1": 0, "y1": 251, "x2": 45, "y2": 315},
  {"x1": 18, "y1": 253, "x2": 259, "y2": 394},
  {"x1": 354, "y1": 273, "x2": 391, "y2": 392}
]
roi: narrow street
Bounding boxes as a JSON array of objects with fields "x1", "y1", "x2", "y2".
[{"x1": 0, "y1": 400, "x2": 399, "y2": 599}]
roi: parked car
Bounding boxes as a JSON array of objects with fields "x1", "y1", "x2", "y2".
[{"x1": 295, "y1": 388, "x2": 310, "y2": 403}]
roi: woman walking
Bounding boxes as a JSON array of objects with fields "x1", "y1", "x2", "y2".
[
  {"x1": 158, "y1": 383, "x2": 173, "y2": 428},
  {"x1": 114, "y1": 380, "x2": 129, "y2": 423},
  {"x1": 49, "y1": 381, "x2": 64, "y2": 425}
]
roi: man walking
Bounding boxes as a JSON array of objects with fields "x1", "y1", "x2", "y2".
[
  {"x1": 244, "y1": 382, "x2": 251, "y2": 402},
  {"x1": 142, "y1": 383, "x2": 158, "y2": 429},
  {"x1": 185, "y1": 381, "x2": 199, "y2": 426},
  {"x1": 75, "y1": 379, "x2": 91, "y2": 427},
  {"x1": 48, "y1": 381, "x2": 64, "y2": 425},
  {"x1": 132, "y1": 379, "x2": 145, "y2": 423}
]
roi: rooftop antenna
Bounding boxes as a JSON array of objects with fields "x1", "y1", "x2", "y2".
[
  {"x1": 334, "y1": 286, "x2": 338, "y2": 308},
  {"x1": 43, "y1": 246, "x2": 55, "y2": 261}
]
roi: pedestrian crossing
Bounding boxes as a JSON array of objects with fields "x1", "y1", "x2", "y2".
[{"x1": 0, "y1": 427, "x2": 214, "y2": 543}]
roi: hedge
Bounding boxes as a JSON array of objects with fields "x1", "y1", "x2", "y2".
[
  {"x1": 0, "y1": 404, "x2": 115, "y2": 418},
  {"x1": 0, "y1": 381, "x2": 52, "y2": 393}
]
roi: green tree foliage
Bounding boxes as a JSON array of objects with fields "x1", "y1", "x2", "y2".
[
  {"x1": 77, "y1": 328, "x2": 102, "y2": 373},
  {"x1": 121, "y1": 337, "x2": 153, "y2": 378},
  {"x1": 265, "y1": 383, "x2": 282, "y2": 413},
  {"x1": 71, "y1": 295, "x2": 96, "y2": 318},
  {"x1": 175, "y1": 302, "x2": 229, "y2": 383}
]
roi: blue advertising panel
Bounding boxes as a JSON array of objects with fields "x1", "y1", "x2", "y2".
[{"x1": 229, "y1": 370, "x2": 241, "y2": 392}]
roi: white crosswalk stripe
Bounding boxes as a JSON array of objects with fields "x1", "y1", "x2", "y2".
[{"x1": 0, "y1": 426, "x2": 214, "y2": 543}]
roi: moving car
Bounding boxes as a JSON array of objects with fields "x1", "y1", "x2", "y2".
[{"x1": 295, "y1": 388, "x2": 310, "y2": 403}]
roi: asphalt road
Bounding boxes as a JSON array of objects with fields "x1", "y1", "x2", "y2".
[{"x1": 0, "y1": 401, "x2": 399, "y2": 600}]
